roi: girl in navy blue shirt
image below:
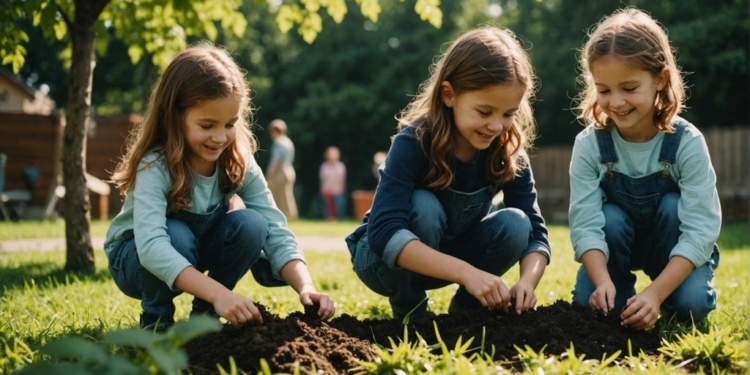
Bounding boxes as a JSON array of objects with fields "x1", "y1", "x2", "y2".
[{"x1": 346, "y1": 27, "x2": 551, "y2": 321}]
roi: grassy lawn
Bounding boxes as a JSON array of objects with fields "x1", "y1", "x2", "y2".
[
  {"x1": 0, "y1": 218, "x2": 360, "y2": 240},
  {"x1": 0, "y1": 221, "x2": 747, "y2": 373}
]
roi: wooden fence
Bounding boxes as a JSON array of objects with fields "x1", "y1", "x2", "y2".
[
  {"x1": 0, "y1": 113, "x2": 137, "y2": 219},
  {"x1": 1, "y1": 113, "x2": 747, "y2": 222},
  {"x1": 530, "y1": 125, "x2": 750, "y2": 222},
  {"x1": 0, "y1": 113, "x2": 61, "y2": 210}
]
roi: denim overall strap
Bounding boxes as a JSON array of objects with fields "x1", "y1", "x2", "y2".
[
  {"x1": 595, "y1": 129, "x2": 618, "y2": 179},
  {"x1": 657, "y1": 121, "x2": 687, "y2": 178}
]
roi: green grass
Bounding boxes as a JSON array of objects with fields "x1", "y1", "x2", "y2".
[
  {"x1": 0, "y1": 219, "x2": 112, "y2": 240},
  {"x1": 0, "y1": 222, "x2": 747, "y2": 374},
  {"x1": 0, "y1": 218, "x2": 359, "y2": 240}
]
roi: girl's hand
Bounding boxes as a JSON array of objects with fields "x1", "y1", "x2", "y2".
[
  {"x1": 509, "y1": 280, "x2": 537, "y2": 314},
  {"x1": 214, "y1": 291, "x2": 263, "y2": 327},
  {"x1": 589, "y1": 280, "x2": 616, "y2": 314},
  {"x1": 621, "y1": 290, "x2": 660, "y2": 330},
  {"x1": 463, "y1": 270, "x2": 511, "y2": 311},
  {"x1": 299, "y1": 291, "x2": 336, "y2": 320}
]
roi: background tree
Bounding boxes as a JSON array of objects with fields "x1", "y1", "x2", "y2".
[
  {"x1": 6, "y1": 0, "x2": 747, "y2": 221},
  {"x1": 244, "y1": 0, "x2": 469, "y2": 215},
  {"x1": 1, "y1": 0, "x2": 441, "y2": 272},
  {"x1": 1, "y1": 0, "x2": 250, "y2": 273},
  {"x1": 230, "y1": 0, "x2": 747, "y2": 217},
  {"x1": 494, "y1": 0, "x2": 749, "y2": 145}
]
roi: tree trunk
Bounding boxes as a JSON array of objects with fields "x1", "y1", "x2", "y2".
[{"x1": 63, "y1": 0, "x2": 110, "y2": 273}]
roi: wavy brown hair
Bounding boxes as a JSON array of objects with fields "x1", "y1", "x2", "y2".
[
  {"x1": 576, "y1": 7, "x2": 685, "y2": 132},
  {"x1": 397, "y1": 26, "x2": 538, "y2": 189},
  {"x1": 112, "y1": 42, "x2": 256, "y2": 211}
]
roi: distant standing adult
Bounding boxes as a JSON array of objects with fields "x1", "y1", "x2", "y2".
[
  {"x1": 372, "y1": 151, "x2": 386, "y2": 183},
  {"x1": 319, "y1": 146, "x2": 347, "y2": 221},
  {"x1": 266, "y1": 119, "x2": 298, "y2": 220}
]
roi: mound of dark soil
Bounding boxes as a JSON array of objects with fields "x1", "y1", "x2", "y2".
[{"x1": 185, "y1": 300, "x2": 661, "y2": 374}]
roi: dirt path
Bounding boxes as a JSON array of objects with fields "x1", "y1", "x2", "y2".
[{"x1": 0, "y1": 235, "x2": 348, "y2": 253}]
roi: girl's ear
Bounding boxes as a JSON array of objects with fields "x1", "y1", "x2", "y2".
[
  {"x1": 441, "y1": 81, "x2": 456, "y2": 108},
  {"x1": 656, "y1": 67, "x2": 669, "y2": 91}
]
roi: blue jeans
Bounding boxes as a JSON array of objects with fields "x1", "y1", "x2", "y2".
[
  {"x1": 352, "y1": 189, "x2": 530, "y2": 318},
  {"x1": 108, "y1": 208, "x2": 268, "y2": 320},
  {"x1": 571, "y1": 193, "x2": 719, "y2": 321}
]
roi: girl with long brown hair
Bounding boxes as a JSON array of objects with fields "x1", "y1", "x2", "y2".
[
  {"x1": 346, "y1": 27, "x2": 551, "y2": 321},
  {"x1": 105, "y1": 43, "x2": 334, "y2": 332}
]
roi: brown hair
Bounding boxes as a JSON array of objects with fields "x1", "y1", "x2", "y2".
[
  {"x1": 397, "y1": 26, "x2": 537, "y2": 189},
  {"x1": 576, "y1": 7, "x2": 685, "y2": 131},
  {"x1": 112, "y1": 42, "x2": 256, "y2": 211}
]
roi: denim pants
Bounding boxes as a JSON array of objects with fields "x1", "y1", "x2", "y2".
[
  {"x1": 108, "y1": 204, "x2": 268, "y2": 320},
  {"x1": 572, "y1": 123, "x2": 719, "y2": 322},
  {"x1": 351, "y1": 189, "x2": 531, "y2": 318},
  {"x1": 571, "y1": 195, "x2": 719, "y2": 321}
]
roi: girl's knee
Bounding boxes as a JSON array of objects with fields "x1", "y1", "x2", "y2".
[
  {"x1": 601, "y1": 205, "x2": 635, "y2": 255},
  {"x1": 663, "y1": 270, "x2": 717, "y2": 322},
  {"x1": 571, "y1": 267, "x2": 594, "y2": 307},
  {"x1": 486, "y1": 208, "x2": 530, "y2": 249},
  {"x1": 663, "y1": 290, "x2": 715, "y2": 322},
  {"x1": 490, "y1": 207, "x2": 530, "y2": 231},
  {"x1": 226, "y1": 209, "x2": 268, "y2": 249},
  {"x1": 658, "y1": 192, "x2": 680, "y2": 211},
  {"x1": 409, "y1": 190, "x2": 446, "y2": 234},
  {"x1": 656, "y1": 192, "x2": 680, "y2": 223},
  {"x1": 602, "y1": 204, "x2": 631, "y2": 236},
  {"x1": 166, "y1": 219, "x2": 198, "y2": 261},
  {"x1": 411, "y1": 190, "x2": 443, "y2": 216}
]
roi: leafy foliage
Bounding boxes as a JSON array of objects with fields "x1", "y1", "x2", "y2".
[
  {"x1": 354, "y1": 324, "x2": 505, "y2": 374},
  {"x1": 6, "y1": 0, "x2": 746, "y2": 218},
  {"x1": 658, "y1": 325, "x2": 749, "y2": 372},
  {"x1": 12, "y1": 317, "x2": 222, "y2": 375},
  {"x1": 2, "y1": 0, "x2": 249, "y2": 74}
]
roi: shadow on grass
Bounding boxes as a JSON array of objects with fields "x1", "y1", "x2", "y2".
[{"x1": 0, "y1": 261, "x2": 112, "y2": 297}]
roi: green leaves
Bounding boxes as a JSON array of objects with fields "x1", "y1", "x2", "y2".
[
  {"x1": 357, "y1": 0, "x2": 382, "y2": 22},
  {"x1": 276, "y1": 0, "x2": 440, "y2": 44},
  {"x1": 414, "y1": 0, "x2": 442, "y2": 28},
  {"x1": 658, "y1": 325, "x2": 749, "y2": 371},
  {"x1": 0, "y1": 44, "x2": 27, "y2": 74},
  {"x1": 10, "y1": 316, "x2": 222, "y2": 375}
]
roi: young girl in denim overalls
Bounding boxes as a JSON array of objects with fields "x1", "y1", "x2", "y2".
[
  {"x1": 346, "y1": 27, "x2": 551, "y2": 321},
  {"x1": 105, "y1": 44, "x2": 335, "y2": 332},
  {"x1": 569, "y1": 8, "x2": 720, "y2": 330}
]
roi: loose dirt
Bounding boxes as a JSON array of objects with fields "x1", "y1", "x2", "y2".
[{"x1": 185, "y1": 300, "x2": 661, "y2": 374}]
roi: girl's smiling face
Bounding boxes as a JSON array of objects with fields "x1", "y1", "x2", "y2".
[
  {"x1": 184, "y1": 95, "x2": 240, "y2": 176},
  {"x1": 590, "y1": 56, "x2": 667, "y2": 142},
  {"x1": 442, "y1": 81, "x2": 526, "y2": 162}
]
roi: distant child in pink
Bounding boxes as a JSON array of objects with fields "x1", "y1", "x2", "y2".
[{"x1": 319, "y1": 146, "x2": 347, "y2": 220}]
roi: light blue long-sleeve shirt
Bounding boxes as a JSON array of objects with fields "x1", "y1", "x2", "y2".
[
  {"x1": 569, "y1": 119, "x2": 721, "y2": 268},
  {"x1": 104, "y1": 150, "x2": 304, "y2": 290}
]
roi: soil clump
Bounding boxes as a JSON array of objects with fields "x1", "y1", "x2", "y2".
[{"x1": 185, "y1": 300, "x2": 661, "y2": 374}]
